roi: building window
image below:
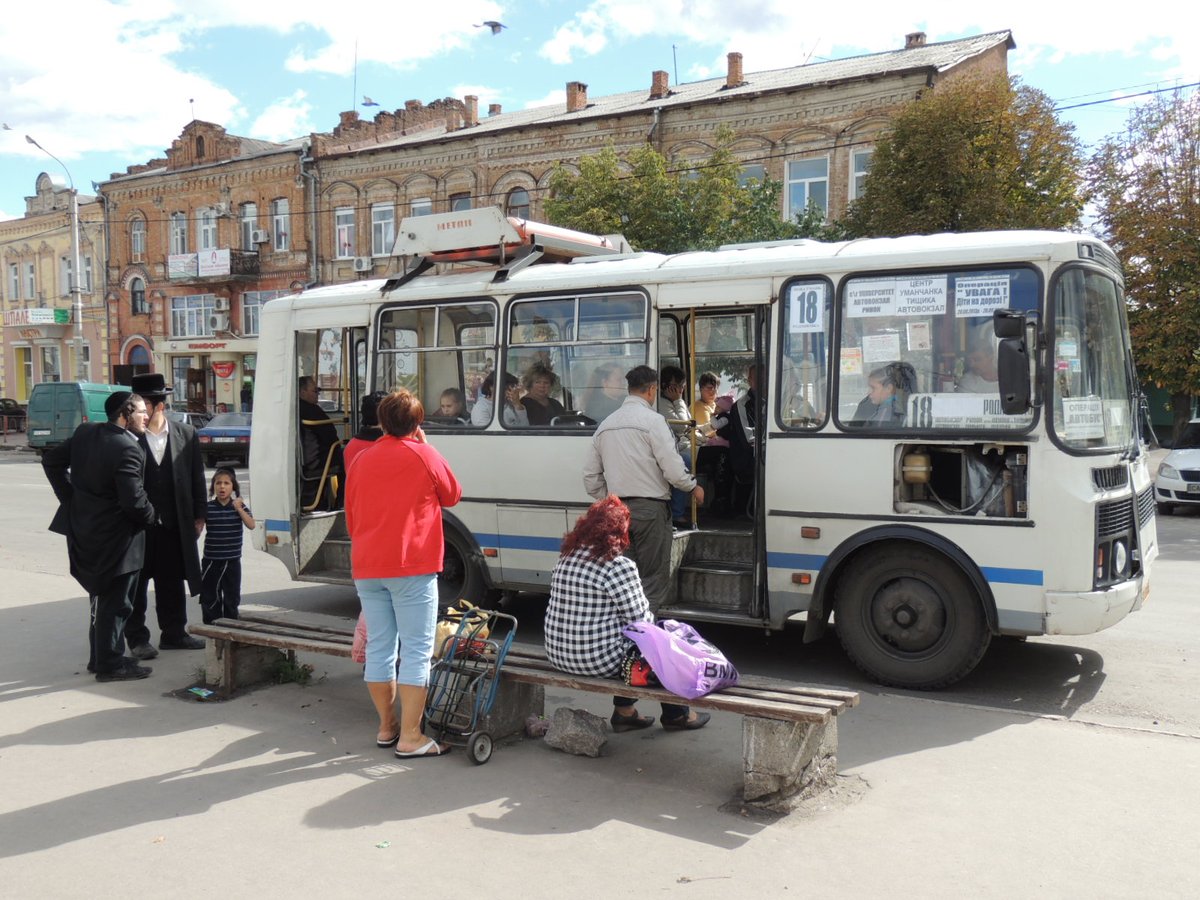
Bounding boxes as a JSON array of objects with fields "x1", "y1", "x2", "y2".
[
  {"x1": 196, "y1": 136, "x2": 206, "y2": 159},
  {"x1": 26, "y1": 262, "x2": 36, "y2": 300},
  {"x1": 335, "y1": 207, "x2": 355, "y2": 258},
  {"x1": 131, "y1": 217, "x2": 146, "y2": 262},
  {"x1": 83, "y1": 256, "x2": 93, "y2": 294},
  {"x1": 410, "y1": 197, "x2": 432, "y2": 217},
  {"x1": 40, "y1": 346, "x2": 61, "y2": 382},
  {"x1": 171, "y1": 212, "x2": 189, "y2": 254},
  {"x1": 786, "y1": 157, "x2": 829, "y2": 221},
  {"x1": 8, "y1": 263, "x2": 18, "y2": 300},
  {"x1": 61, "y1": 257, "x2": 74, "y2": 296},
  {"x1": 450, "y1": 192, "x2": 471, "y2": 212},
  {"x1": 240, "y1": 202, "x2": 258, "y2": 250},
  {"x1": 505, "y1": 187, "x2": 530, "y2": 219},
  {"x1": 271, "y1": 198, "x2": 289, "y2": 251},
  {"x1": 371, "y1": 203, "x2": 395, "y2": 257},
  {"x1": 739, "y1": 164, "x2": 766, "y2": 187},
  {"x1": 170, "y1": 293, "x2": 217, "y2": 338},
  {"x1": 131, "y1": 277, "x2": 149, "y2": 315},
  {"x1": 242, "y1": 290, "x2": 287, "y2": 336},
  {"x1": 850, "y1": 148, "x2": 874, "y2": 202},
  {"x1": 198, "y1": 208, "x2": 218, "y2": 251}
]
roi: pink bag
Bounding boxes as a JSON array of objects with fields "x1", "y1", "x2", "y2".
[{"x1": 621, "y1": 619, "x2": 739, "y2": 699}]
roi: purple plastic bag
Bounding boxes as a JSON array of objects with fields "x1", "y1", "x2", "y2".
[{"x1": 621, "y1": 619, "x2": 739, "y2": 699}]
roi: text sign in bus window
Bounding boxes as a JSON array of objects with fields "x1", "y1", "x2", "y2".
[
  {"x1": 846, "y1": 276, "x2": 948, "y2": 317},
  {"x1": 788, "y1": 282, "x2": 827, "y2": 333},
  {"x1": 955, "y1": 276, "x2": 1011, "y2": 317}
]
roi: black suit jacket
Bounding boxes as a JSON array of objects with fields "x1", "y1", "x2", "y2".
[
  {"x1": 43, "y1": 422, "x2": 158, "y2": 595},
  {"x1": 138, "y1": 419, "x2": 207, "y2": 596}
]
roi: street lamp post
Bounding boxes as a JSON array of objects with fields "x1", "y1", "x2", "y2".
[{"x1": 26, "y1": 135, "x2": 86, "y2": 382}]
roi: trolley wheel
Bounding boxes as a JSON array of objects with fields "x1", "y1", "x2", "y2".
[
  {"x1": 834, "y1": 544, "x2": 991, "y2": 690},
  {"x1": 468, "y1": 731, "x2": 494, "y2": 765},
  {"x1": 440, "y1": 528, "x2": 501, "y2": 609}
]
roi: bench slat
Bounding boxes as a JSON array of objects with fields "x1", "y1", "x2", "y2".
[
  {"x1": 232, "y1": 615, "x2": 356, "y2": 639},
  {"x1": 190, "y1": 624, "x2": 352, "y2": 658},
  {"x1": 207, "y1": 618, "x2": 354, "y2": 646},
  {"x1": 500, "y1": 663, "x2": 833, "y2": 724}
]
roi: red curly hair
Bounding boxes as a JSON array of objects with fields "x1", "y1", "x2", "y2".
[{"x1": 560, "y1": 495, "x2": 630, "y2": 562}]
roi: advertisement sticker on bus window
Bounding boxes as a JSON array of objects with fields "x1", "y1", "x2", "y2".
[
  {"x1": 788, "y1": 283, "x2": 827, "y2": 333},
  {"x1": 846, "y1": 276, "x2": 947, "y2": 317},
  {"x1": 954, "y1": 276, "x2": 1010, "y2": 317},
  {"x1": 839, "y1": 347, "x2": 863, "y2": 375},
  {"x1": 906, "y1": 321, "x2": 931, "y2": 351},
  {"x1": 1062, "y1": 396, "x2": 1105, "y2": 440},
  {"x1": 862, "y1": 332, "x2": 902, "y2": 364}
]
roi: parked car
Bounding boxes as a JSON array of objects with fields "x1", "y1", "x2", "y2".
[
  {"x1": 25, "y1": 382, "x2": 127, "y2": 452},
  {"x1": 0, "y1": 398, "x2": 26, "y2": 433},
  {"x1": 1154, "y1": 418, "x2": 1200, "y2": 514},
  {"x1": 166, "y1": 408, "x2": 212, "y2": 430},
  {"x1": 197, "y1": 412, "x2": 252, "y2": 467}
]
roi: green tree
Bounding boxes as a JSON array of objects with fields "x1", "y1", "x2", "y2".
[
  {"x1": 846, "y1": 73, "x2": 1085, "y2": 237},
  {"x1": 545, "y1": 127, "x2": 799, "y2": 253},
  {"x1": 1089, "y1": 88, "x2": 1200, "y2": 441}
]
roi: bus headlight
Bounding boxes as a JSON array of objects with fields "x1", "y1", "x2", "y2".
[{"x1": 1112, "y1": 539, "x2": 1129, "y2": 578}]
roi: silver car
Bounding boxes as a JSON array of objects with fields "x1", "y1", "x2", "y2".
[{"x1": 1154, "y1": 419, "x2": 1200, "y2": 514}]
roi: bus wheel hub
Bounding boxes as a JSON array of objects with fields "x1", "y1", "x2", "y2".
[{"x1": 871, "y1": 578, "x2": 946, "y2": 653}]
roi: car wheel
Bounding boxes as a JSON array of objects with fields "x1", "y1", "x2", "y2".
[
  {"x1": 835, "y1": 543, "x2": 991, "y2": 690},
  {"x1": 1156, "y1": 502, "x2": 1173, "y2": 516}
]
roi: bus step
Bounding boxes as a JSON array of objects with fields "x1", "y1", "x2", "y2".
[
  {"x1": 298, "y1": 569, "x2": 352, "y2": 585},
  {"x1": 321, "y1": 538, "x2": 352, "y2": 571},
  {"x1": 677, "y1": 563, "x2": 752, "y2": 610},
  {"x1": 682, "y1": 530, "x2": 754, "y2": 566}
]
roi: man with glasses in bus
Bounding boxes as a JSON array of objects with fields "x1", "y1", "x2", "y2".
[{"x1": 583, "y1": 365, "x2": 704, "y2": 610}]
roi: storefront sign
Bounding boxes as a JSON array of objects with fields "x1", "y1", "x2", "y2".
[
  {"x1": 212, "y1": 361, "x2": 237, "y2": 379},
  {"x1": 198, "y1": 249, "x2": 231, "y2": 277},
  {"x1": 4, "y1": 308, "x2": 70, "y2": 327}
]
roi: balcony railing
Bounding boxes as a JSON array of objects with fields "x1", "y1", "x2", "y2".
[{"x1": 167, "y1": 249, "x2": 260, "y2": 281}]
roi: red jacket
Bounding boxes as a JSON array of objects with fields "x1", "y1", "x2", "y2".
[{"x1": 344, "y1": 435, "x2": 462, "y2": 579}]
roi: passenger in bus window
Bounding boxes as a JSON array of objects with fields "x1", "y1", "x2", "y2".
[
  {"x1": 956, "y1": 324, "x2": 999, "y2": 394},
  {"x1": 851, "y1": 362, "x2": 912, "y2": 427},
  {"x1": 521, "y1": 363, "x2": 566, "y2": 426},
  {"x1": 583, "y1": 362, "x2": 626, "y2": 423},
  {"x1": 298, "y1": 375, "x2": 344, "y2": 507},
  {"x1": 470, "y1": 371, "x2": 528, "y2": 427},
  {"x1": 781, "y1": 358, "x2": 819, "y2": 425},
  {"x1": 344, "y1": 390, "x2": 387, "y2": 474},
  {"x1": 437, "y1": 388, "x2": 469, "y2": 423}
]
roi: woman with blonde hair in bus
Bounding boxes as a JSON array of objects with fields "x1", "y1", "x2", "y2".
[
  {"x1": 345, "y1": 388, "x2": 462, "y2": 757},
  {"x1": 521, "y1": 362, "x2": 566, "y2": 426},
  {"x1": 544, "y1": 496, "x2": 710, "y2": 732}
]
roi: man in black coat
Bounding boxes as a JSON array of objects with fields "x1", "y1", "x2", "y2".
[
  {"x1": 44, "y1": 392, "x2": 159, "y2": 681},
  {"x1": 126, "y1": 373, "x2": 208, "y2": 656}
]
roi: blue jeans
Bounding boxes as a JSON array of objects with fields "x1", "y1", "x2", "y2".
[
  {"x1": 356, "y1": 574, "x2": 438, "y2": 685},
  {"x1": 670, "y1": 451, "x2": 693, "y2": 520}
]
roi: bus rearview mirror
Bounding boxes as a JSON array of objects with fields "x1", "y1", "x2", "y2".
[{"x1": 997, "y1": 338, "x2": 1031, "y2": 414}]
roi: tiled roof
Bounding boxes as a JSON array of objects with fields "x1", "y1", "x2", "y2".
[{"x1": 354, "y1": 30, "x2": 1012, "y2": 154}]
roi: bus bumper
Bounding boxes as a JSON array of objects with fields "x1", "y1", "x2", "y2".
[{"x1": 1043, "y1": 575, "x2": 1146, "y2": 635}]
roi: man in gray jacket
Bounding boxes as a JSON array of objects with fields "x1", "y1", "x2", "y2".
[{"x1": 583, "y1": 365, "x2": 703, "y2": 610}]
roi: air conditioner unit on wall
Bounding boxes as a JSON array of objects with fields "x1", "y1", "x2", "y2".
[
  {"x1": 209, "y1": 312, "x2": 230, "y2": 332},
  {"x1": 251, "y1": 229, "x2": 270, "y2": 244},
  {"x1": 213, "y1": 297, "x2": 230, "y2": 312},
  {"x1": 353, "y1": 257, "x2": 373, "y2": 272}
]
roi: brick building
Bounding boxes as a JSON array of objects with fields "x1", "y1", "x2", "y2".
[
  {"x1": 98, "y1": 30, "x2": 1011, "y2": 401},
  {"x1": 0, "y1": 174, "x2": 106, "y2": 400}
]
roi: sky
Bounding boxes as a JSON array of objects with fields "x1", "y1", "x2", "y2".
[{"x1": 1, "y1": 0, "x2": 1197, "y2": 221}]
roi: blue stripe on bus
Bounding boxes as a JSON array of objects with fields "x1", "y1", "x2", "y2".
[
  {"x1": 979, "y1": 566, "x2": 1043, "y2": 586},
  {"x1": 474, "y1": 533, "x2": 564, "y2": 552},
  {"x1": 265, "y1": 519, "x2": 290, "y2": 532},
  {"x1": 767, "y1": 551, "x2": 828, "y2": 570}
]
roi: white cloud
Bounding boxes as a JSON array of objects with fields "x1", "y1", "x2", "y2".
[
  {"x1": 524, "y1": 89, "x2": 566, "y2": 110},
  {"x1": 251, "y1": 91, "x2": 315, "y2": 142},
  {"x1": 450, "y1": 84, "x2": 506, "y2": 108}
]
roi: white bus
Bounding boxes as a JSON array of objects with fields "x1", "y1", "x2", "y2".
[{"x1": 249, "y1": 209, "x2": 1157, "y2": 689}]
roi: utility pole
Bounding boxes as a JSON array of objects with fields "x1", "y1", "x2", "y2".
[{"x1": 27, "y1": 135, "x2": 86, "y2": 381}]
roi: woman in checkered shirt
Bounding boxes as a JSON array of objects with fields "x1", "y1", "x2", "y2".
[{"x1": 544, "y1": 496, "x2": 710, "y2": 732}]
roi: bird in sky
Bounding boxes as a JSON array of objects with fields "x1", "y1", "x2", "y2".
[
  {"x1": 475, "y1": 21, "x2": 506, "y2": 34},
  {"x1": 362, "y1": 96, "x2": 380, "y2": 107},
  {"x1": 2, "y1": 123, "x2": 11, "y2": 130}
]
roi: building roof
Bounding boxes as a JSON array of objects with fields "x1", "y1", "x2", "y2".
[{"x1": 344, "y1": 30, "x2": 1013, "y2": 156}]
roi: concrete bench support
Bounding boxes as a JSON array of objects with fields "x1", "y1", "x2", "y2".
[{"x1": 743, "y1": 715, "x2": 839, "y2": 811}]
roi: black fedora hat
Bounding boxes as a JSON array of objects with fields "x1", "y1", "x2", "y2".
[{"x1": 130, "y1": 372, "x2": 173, "y2": 398}]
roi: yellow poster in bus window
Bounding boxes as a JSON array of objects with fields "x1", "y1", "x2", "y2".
[{"x1": 840, "y1": 347, "x2": 863, "y2": 375}]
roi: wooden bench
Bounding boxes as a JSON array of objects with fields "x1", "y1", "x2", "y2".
[{"x1": 188, "y1": 615, "x2": 860, "y2": 810}]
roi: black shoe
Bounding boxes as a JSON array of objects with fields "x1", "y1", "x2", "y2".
[
  {"x1": 95, "y1": 661, "x2": 152, "y2": 682},
  {"x1": 610, "y1": 711, "x2": 656, "y2": 733},
  {"x1": 661, "y1": 712, "x2": 711, "y2": 731},
  {"x1": 672, "y1": 518, "x2": 693, "y2": 530},
  {"x1": 160, "y1": 635, "x2": 205, "y2": 650},
  {"x1": 129, "y1": 642, "x2": 159, "y2": 660}
]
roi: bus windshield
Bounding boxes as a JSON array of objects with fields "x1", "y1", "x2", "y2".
[{"x1": 1051, "y1": 268, "x2": 1135, "y2": 452}]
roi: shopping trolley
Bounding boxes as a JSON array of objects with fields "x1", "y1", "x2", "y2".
[{"x1": 424, "y1": 606, "x2": 518, "y2": 764}]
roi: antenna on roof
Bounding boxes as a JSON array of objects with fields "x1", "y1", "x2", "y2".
[
  {"x1": 672, "y1": 44, "x2": 679, "y2": 86},
  {"x1": 352, "y1": 39, "x2": 358, "y2": 113},
  {"x1": 189, "y1": 98, "x2": 195, "y2": 123}
]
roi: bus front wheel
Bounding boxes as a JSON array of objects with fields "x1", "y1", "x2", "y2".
[
  {"x1": 834, "y1": 546, "x2": 991, "y2": 690},
  {"x1": 439, "y1": 529, "x2": 500, "y2": 609}
]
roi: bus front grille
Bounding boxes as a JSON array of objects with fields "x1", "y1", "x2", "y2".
[
  {"x1": 1096, "y1": 496, "x2": 1135, "y2": 538},
  {"x1": 1136, "y1": 486, "x2": 1155, "y2": 525},
  {"x1": 1091, "y1": 465, "x2": 1128, "y2": 491}
]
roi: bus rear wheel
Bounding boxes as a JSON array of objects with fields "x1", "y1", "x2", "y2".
[
  {"x1": 834, "y1": 546, "x2": 991, "y2": 690},
  {"x1": 439, "y1": 529, "x2": 500, "y2": 609}
]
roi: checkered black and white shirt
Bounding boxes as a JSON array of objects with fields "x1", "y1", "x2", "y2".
[{"x1": 544, "y1": 550, "x2": 653, "y2": 678}]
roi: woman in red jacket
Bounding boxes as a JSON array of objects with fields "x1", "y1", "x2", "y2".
[{"x1": 345, "y1": 389, "x2": 462, "y2": 758}]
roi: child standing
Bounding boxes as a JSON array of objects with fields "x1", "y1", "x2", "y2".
[{"x1": 200, "y1": 468, "x2": 255, "y2": 624}]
